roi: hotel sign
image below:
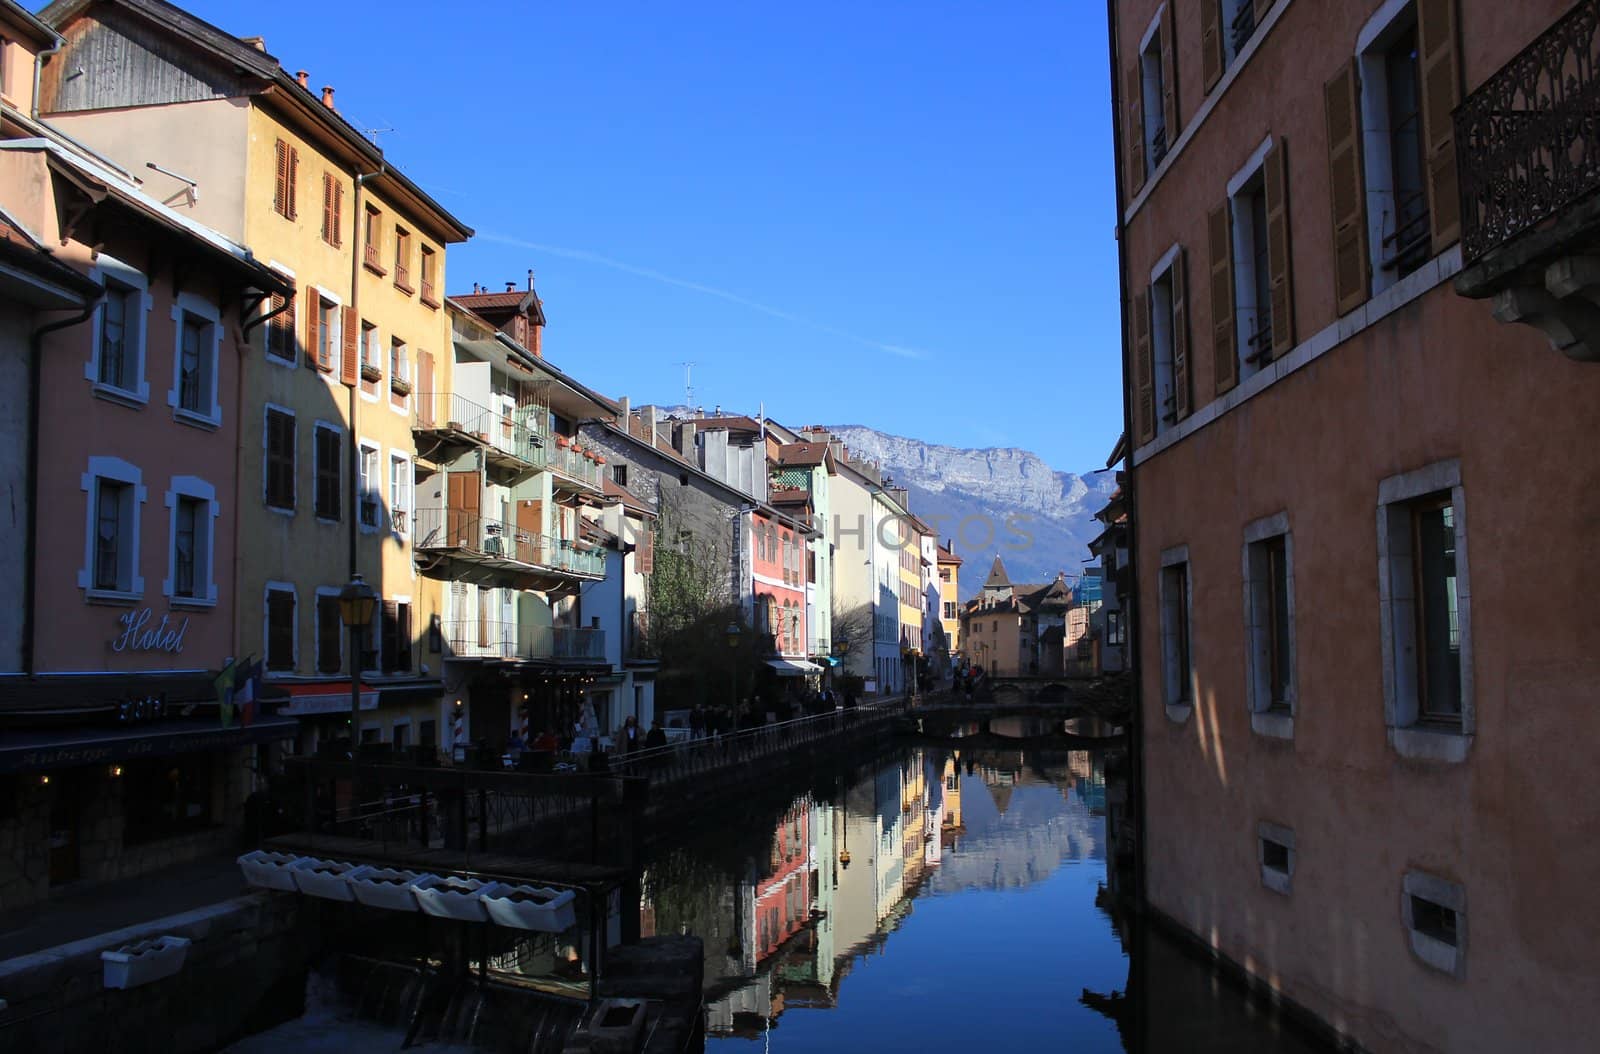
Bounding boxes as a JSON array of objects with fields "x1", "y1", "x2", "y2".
[{"x1": 111, "y1": 608, "x2": 189, "y2": 654}]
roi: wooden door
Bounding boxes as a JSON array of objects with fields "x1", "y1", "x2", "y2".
[
  {"x1": 517, "y1": 499, "x2": 544, "y2": 563},
  {"x1": 447, "y1": 470, "x2": 480, "y2": 548},
  {"x1": 417, "y1": 351, "x2": 435, "y2": 425}
]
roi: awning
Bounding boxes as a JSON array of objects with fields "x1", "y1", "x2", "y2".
[
  {"x1": 811, "y1": 656, "x2": 840, "y2": 668},
  {"x1": 280, "y1": 683, "x2": 380, "y2": 716},
  {"x1": 766, "y1": 658, "x2": 823, "y2": 677},
  {"x1": 0, "y1": 715, "x2": 300, "y2": 773}
]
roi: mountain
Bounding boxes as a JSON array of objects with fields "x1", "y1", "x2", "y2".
[{"x1": 823, "y1": 425, "x2": 1117, "y2": 600}]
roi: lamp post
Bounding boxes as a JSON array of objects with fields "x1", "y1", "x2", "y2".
[
  {"x1": 339, "y1": 573, "x2": 379, "y2": 788},
  {"x1": 725, "y1": 621, "x2": 741, "y2": 723}
]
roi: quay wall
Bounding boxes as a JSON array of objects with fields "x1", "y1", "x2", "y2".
[{"x1": 0, "y1": 892, "x2": 313, "y2": 1054}]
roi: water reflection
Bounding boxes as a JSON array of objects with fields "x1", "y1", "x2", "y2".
[{"x1": 644, "y1": 745, "x2": 1324, "y2": 1052}]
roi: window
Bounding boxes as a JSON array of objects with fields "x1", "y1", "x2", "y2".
[
  {"x1": 316, "y1": 593, "x2": 343, "y2": 675},
  {"x1": 265, "y1": 407, "x2": 296, "y2": 511},
  {"x1": 363, "y1": 205, "x2": 383, "y2": 273},
  {"x1": 1235, "y1": 170, "x2": 1272, "y2": 368},
  {"x1": 394, "y1": 227, "x2": 413, "y2": 292},
  {"x1": 1257, "y1": 822, "x2": 1294, "y2": 896},
  {"x1": 94, "y1": 479, "x2": 130, "y2": 592},
  {"x1": 389, "y1": 453, "x2": 412, "y2": 535},
  {"x1": 1211, "y1": 137, "x2": 1292, "y2": 394},
  {"x1": 1159, "y1": 548, "x2": 1192, "y2": 715},
  {"x1": 1379, "y1": 26, "x2": 1429, "y2": 275},
  {"x1": 358, "y1": 442, "x2": 381, "y2": 529},
  {"x1": 273, "y1": 139, "x2": 299, "y2": 220},
  {"x1": 360, "y1": 321, "x2": 380, "y2": 385},
  {"x1": 80, "y1": 458, "x2": 144, "y2": 598},
  {"x1": 1139, "y1": 248, "x2": 1190, "y2": 439},
  {"x1": 939, "y1": 568, "x2": 951, "y2": 582},
  {"x1": 381, "y1": 600, "x2": 412, "y2": 673},
  {"x1": 266, "y1": 586, "x2": 296, "y2": 671},
  {"x1": 1106, "y1": 609, "x2": 1125, "y2": 645},
  {"x1": 1202, "y1": 1, "x2": 1270, "y2": 97},
  {"x1": 263, "y1": 290, "x2": 295, "y2": 364},
  {"x1": 1378, "y1": 460, "x2": 1472, "y2": 760},
  {"x1": 1243, "y1": 515, "x2": 1295, "y2": 737},
  {"x1": 317, "y1": 296, "x2": 338, "y2": 372},
  {"x1": 612, "y1": 464, "x2": 628, "y2": 487},
  {"x1": 420, "y1": 246, "x2": 438, "y2": 306},
  {"x1": 1224, "y1": 0, "x2": 1260, "y2": 61},
  {"x1": 1139, "y1": 20, "x2": 1168, "y2": 169},
  {"x1": 164, "y1": 478, "x2": 214, "y2": 605},
  {"x1": 388, "y1": 336, "x2": 406, "y2": 387},
  {"x1": 89, "y1": 259, "x2": 149, "y2": 403},
  {"x1": 314, "y1": 424, "x2": 341, "y2": 521},
  {"x1": 321, "y1": 172, "x2": 343, "y2": 247},
  {"x1": 1125, "y1": 4, "x2": 1176, "y2": 195},
  {"x1": 944, "y1": 602, "x2": 957, "y2": 620},
  {"x1": 173, "y1": 305, "x2": 218, "y2": 423},
  {"x1": 1402, "y1": 871, "x2": 1466, "y2": 978}
]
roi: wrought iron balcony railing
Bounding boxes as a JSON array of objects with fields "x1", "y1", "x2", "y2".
[
  {"x1": 442, "y1": 621, "x2": 605, "y2": 662},
  {"x1": 1457, "y1": 0, "x2": 1600, "y2": 262},
  {"x1": 413, "y1": 392, "x2": 547, "y2": 468},
  {"x1": 549, "y1": 443, "x2": 606, "y2": 489},
  {"x1": 413, "y1": 508, "x2": 604, "y2": 577}
]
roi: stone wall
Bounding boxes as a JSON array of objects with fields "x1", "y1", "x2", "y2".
[{"x1": 0, "y1": 892, "x2": 312, "y2": 1054}]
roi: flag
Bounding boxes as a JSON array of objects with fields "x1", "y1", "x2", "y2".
[
  {"x1": 235, "y1": 659, "x2": 262, "y2": 727},
  {"x1": 213, "y1": 660, "x2": 237, "y2": 729}
]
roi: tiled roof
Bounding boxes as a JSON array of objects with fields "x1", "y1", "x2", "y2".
[
  {"x1": 451, "y1": 290, "x2": 527, "y2": 309},
  {"x1": 602, "y1": 477, "x2": 653, "y2": 517},
  {"x1": 936, "y1": 546, "x2": 963, "y2": 565},
  {"x1": 684, "y1": 414, "x2": 763, "y2": 434},
  {"x1": 776, "y1": 441, "x2": 828, "y2": 466},
  {"x1": 983, "y1": 555, "x2": 1010, "y2": 589}
]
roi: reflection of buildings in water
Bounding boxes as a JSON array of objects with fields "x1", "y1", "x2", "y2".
[
  {"x1": 929, "y1": 766, "x2": 1103, "y2": 894},
  {"x1": 941, "y1": 753, "x2": 965, "y2": 846},
  {"x1": 752, "y1": 801, "x2": 812, "y2": 965}
]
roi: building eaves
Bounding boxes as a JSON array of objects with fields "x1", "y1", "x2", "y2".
[
  {"x1": 0, "y1": 202, "x2": 101, "y2": 303},
  {"x1": 1, "y1": 0, "x2": 62, "y2": 46}
]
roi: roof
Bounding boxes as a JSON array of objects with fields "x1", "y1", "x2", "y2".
[
  {"x1": 681, "y1": 413, "x2": 763, "y2": 435},
  {"x1": 602, "y1": 477, "x2": 653, "y2": 518},
  {"x1": 936, "y1": 545, "x2": 963, "y2": 566},
  {"x1": 38, "y1": 0, "x2": 472, "y2": 243},
  {"x1": 0, "y1": 204, "x2": 101, "y2": 306},
  {"x1": 0, "y1": 137, "x2": 290, "y2": 294},
  {"x1": 0, "y1": 0, "x2": 61, "y2": 46},
  {"x1": 983, "y1": 555, "x2": 1010, "y2": 589},
  {"x1": 769, "y1": 487, "x2": 812, "y2": 508},
  {"x1": 776, "y1": 441, "x2": 830, "y2": 467},
  {"x1": 451, "y1": 287, "x2": 546, "y2": 325}
]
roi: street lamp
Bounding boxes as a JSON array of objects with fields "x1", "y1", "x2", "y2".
[
  {"x1": 339, "y1": 573, "x2": 378, "y2": 773},
  {"x1": 725, "y1": 621, "x2": 741, "y2": 721}
]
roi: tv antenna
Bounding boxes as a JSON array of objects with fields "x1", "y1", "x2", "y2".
[{"x1": 675, "y1": 361, "x2": 696, "y2": 409}]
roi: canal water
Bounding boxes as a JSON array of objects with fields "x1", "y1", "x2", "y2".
[{"x1": 229, "y1": 735, "x2": 1327, "y2": 1052}]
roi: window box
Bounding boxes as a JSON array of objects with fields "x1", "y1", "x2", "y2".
[
  {"x1": 346, "y1": 865, "x2": 425, "y2": 912},
  {"x1": 390, "y1": 375, "x2": 413, "y2": 396},
  {"x1": 237, "y1": 849, "x2": 303, "y2": 891},
  {"x1": 394, "y1": 272, "x2": 415, "y2": 296},
  {"x1": 363, "y1": 243, "x2": 386, "y2": 276},
  {"x1": 288, "y1": 856, "x2": 359, "y2": 901},
  {"x1": 102, "y1": 936, "x2": 191, "y2": 990},
  {"x1": 479, "y1": 882, "x2": 578, "y2": 932},
  {"x1": 359, "y1": 362, "x2": 382, "y2": 383},
  {"x1": 412, "y1": 874, "x2": 491, "y2": 922},
  {"x1": 420, "y1": 281, "x2": 440, "y2": 309}
]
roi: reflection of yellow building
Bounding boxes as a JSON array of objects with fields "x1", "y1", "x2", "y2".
[
  {"x1": 42, "y1": 4, "x2": 472, "y2": 750},
  {"x1": 937, "y1": 544, "x2": 963, "y2": 654},
  {"x1": 941, "y1": 754, "x2": 964, "y2": 836}
]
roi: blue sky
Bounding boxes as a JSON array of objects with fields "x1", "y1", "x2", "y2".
[{"x1": 189, "y1": 1, "x2": 1122, "y2": 471}]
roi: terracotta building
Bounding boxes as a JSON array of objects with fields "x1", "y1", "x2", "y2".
[
  {"x1": 1111, "y1": 0, "x2": 1599, "y2": 1049},
  {"x1": 958, "y1": 557, "x2": 1074, "y2": 677}
]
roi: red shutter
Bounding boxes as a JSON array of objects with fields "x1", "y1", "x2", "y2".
[
  {"x1": 417, "y1": 349, "x2": 435, "y2": 424},
  {"x1": 341, "y1": 305, "x2": 359, "y2": 386},
  {"x1": 304, "y1": 285, "x2": 320, "y2": 368},
  {"x1": 1159, "y1": 4, "x2": 1179, "y2": 145},
  {"x1": 321, "y1": 173, "x2": 333, "y2": 244},
  {"x1": 1201, "y1": 0, "x2": 1223, "y2": 94},
  {"x1": 1171, "y1": 249, "x2": 1191, "y2": 419},
  {"x1": 285, "y1": 146, "x2": 299, "y2": 221},
  {"x1": 1418, "y1": 0, "x2": 1461, "y2": 253},
  {"x1": 1264, "y1": 140, "x2": 1295, "y2": 357},
  {"x1": 1132, "y1": 287, "x2": 1153, "y2": 445},
  {"x1": 1208, "y1": 203, "x2": 1238, "y2": 395},
  {"x1": 1325, "y1": 61, "x2": 1370, "y2": 315},
  {"x1": 332, "y1": 180, "x2": 343, "y2": 247},
  {"x1": 638, "y1": 520, "x2": 655, "y2": 575},
  {"x1": 274, "y1": 140, "x2": 289, "y2": 217},
  {"x1": 1125, "y1": 61, "x2": 1145, "y2": 197}
]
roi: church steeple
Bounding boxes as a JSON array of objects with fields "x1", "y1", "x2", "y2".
[{"x1": 982, "y1": 555, "x2": 1013, "y2": 603}]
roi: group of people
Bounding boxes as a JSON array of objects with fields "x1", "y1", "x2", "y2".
[{"x1": 617, "y1": 715, "x2": 669, "y2": 753}]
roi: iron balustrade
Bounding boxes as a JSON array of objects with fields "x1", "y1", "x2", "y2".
[
  {"x1": 413, "y1": 392, "x2": 547, "y2": 467},
  {"x1": 412, "y1": 507, "x2": 601, "y2": 576},
  {"x1": 550, "y1": 444, "x2": 605, "y2": 489},
  {"x1": 1456, "y1": 0, "x2": 1600, "y2": 262},
  {"x1": 438, "y1": 620, "x2": 604, "y2": 662},
  {"x1": 445, "y1": 618, "x2": 518, "y2": 660}
]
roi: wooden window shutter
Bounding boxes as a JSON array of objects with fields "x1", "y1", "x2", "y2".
[
  {"x1": 332, "y1": 180, "x2": 343, "y2": 247},
  {"x1": 1159, "y1": 4, "x2": 1179, "y2": 144},
  {"x1": 274, "y1": 139, "x2": 289, "y2": 216},
  {"x1": 1418, "y1": 0, "x2": 1461, "y2": 253},
  {"x1": 304, "y1": 285, "x2": 320, "y2": 368},
  {"x1": 638, "y1": 522, "x2": 654, "y2": 575},
  {"x1": 1125, "y1": 62, "x2": 1145, "y2": 196},
  {"x1": 1201, "y1": 0, "x2": 1223, "y2": 94},
  {"x1": 1264, "y1": 140, "x2": 1295, "y2": 357},
  {"x1": 381, "y1": 600, "x2": 398, "y2": 672},
  {"x1": 417, "y1": 350, "x2": 435, "y2": 425},
  {"x1": 286, "y1": 146, "x2": 299, "y2": 221},
  {"x1": 1171, "y1": 249, "x2": 1191, "y2": 419},
  {"x1": 321, "y1": 174, "x2": 332, "y2": 243},
  {"x1": 1208, "y1": 203, "x2": 1238, "y2": 394},
  {"x1": 1253, "y1": 0, "x2": 1275, "y2": 24},
  {"x1": 1325, "y1": 61, "x2": 1370, "y2": 315},
  {"x1": 340, "y1": 305, "x2": 359, "y2": 386},
  {"x1": 1132, "y1": 287, "x2": 1154, "y2": 445}
]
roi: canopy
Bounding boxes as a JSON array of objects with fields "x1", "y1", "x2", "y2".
[{"x1": 766, "y1": 658, "x2": 823, "y2": 677}]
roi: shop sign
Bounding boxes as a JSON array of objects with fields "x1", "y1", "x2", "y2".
[{"x1": 111, "y1": 608, "x2": 189, "y2": 654}]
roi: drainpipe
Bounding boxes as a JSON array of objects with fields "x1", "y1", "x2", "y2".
[
  {"x1": 24, "y1": 303, "x2": 97, "y2": 674},
  {"x1": 32, "y1": 35, "x2": 63, "y2": 121},
  {"x1": 1105, "y1": 0, "x2": 1147, "y2": 916},
  {"x1": 231, "y1": 293, "x2": 287, "y2": 664},
  {"x1": 348, "y1": 166, "x2": 384, "y2": 580}
]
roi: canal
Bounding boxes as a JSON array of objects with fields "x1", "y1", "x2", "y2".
[
  {"x1": 653, "y1": 740, "x2": 1326, "y2": 1053},
  {"x1": 228, "y1": 732, "x2": 1328, "y2": 1052}
]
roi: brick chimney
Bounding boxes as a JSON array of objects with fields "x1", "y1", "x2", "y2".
[
  {"x1": 321, "y1": 86, "x2": 336, "y2": 110},
  {"x1": 618, "y1": 396, "x2": 631, "y2": 427},
  {"x1": 296, "y1": 70, "x2": 308, "y2": 89}
]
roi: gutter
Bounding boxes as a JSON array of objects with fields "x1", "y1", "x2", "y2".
[
  {"x1": 1104, "y1": 0, "x2": 1148, "y2": 917},
  {"x1": 31, "y1": 33, "x2": 63, "y2": 121},
  {"x1": 348, "y1": 164, "x2": 383, "y2": 579},
  {"x1": 24, "y1": 301, "x2": 98, "y2": 673}
]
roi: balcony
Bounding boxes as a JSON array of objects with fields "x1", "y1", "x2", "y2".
[
  {"x1": 412, "y1": 508, "x2": 604, "y2": 581},
  {"x1": 1454, "y1": 0, "x2": 1600, "y2": 363},
  {"x1": 440, "y1": 620, "x2": 605, "y2": 663},
  {"x1": 412, "y1": 393, "x2": 547, "y2": 478},
  {"x1": 549, "y1": 441, "x2": 605, "y2": 494},
  {"x1": 625, "y1": 611, "x2": 657, "y2": 665}
]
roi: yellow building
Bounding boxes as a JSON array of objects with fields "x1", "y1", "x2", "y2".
[
  {"x1": 894, "y1": 507, "x2": 923, "y2": 670},
  {"x1": 40, "y1": 0, "x2": 472, "y2": 753},
  {"x1": 936, "y1": 543, "x2": 962, "y2": 655}
]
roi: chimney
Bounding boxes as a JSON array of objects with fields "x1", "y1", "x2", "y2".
[
  {"x1": 505, "y1": 281, "x2": 516, "y2": 293},
  {"x1": 618, "y1": 396, "x2": 631, "y2": 427},
  {"x1": 321, "y1": 85, "x2": 335, "y2": 110},
  {"x1": 676, "y1": 422, "x2": 698, "y2": 460},
  {"x1": 527, "y1": 268, "x2": 535, "y2": 292},
  {"x1": 241, "y1": 36, "x2": 267, "y2": 51},
  {"x1": 295, "y1": 70, "x2": 309, "y2": 89},
  {"x1": 530, "y1": 315, "x2": 542, "y2": 358},
  {"x1": 643, "y1": 405, "x2": 659, "y2": 444}
]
